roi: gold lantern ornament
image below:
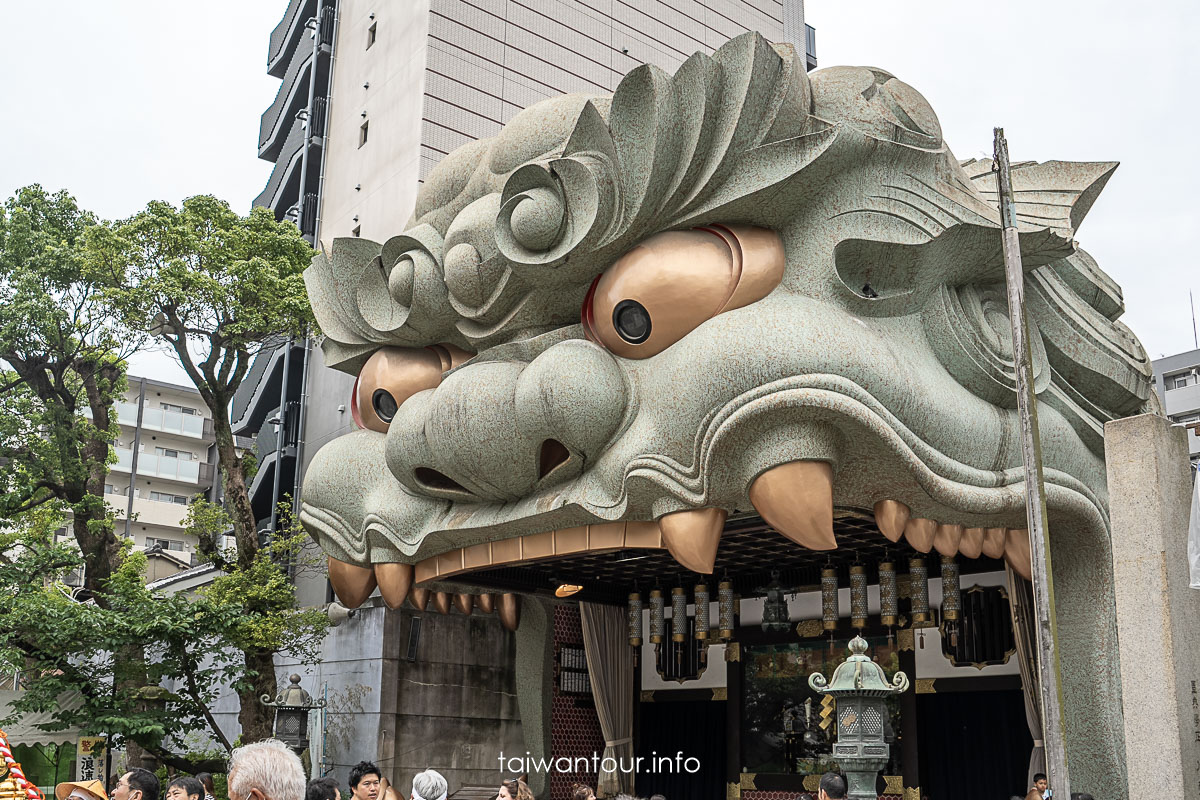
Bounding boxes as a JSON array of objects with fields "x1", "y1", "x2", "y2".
[
  {"x1": 628, "y1": 592, "x2": 643, "y2": 647},
  {"x1": 718, "y1": 578, "x2": 735, "y2": 641},
  {"x1": 941, "y1": 555, "x2": 961, "y2": 647},
  {"x1": 821, "y1": 566, "x2": 839, "y2": 632},
  {"x1": 909, "y1": 557, "x2": 930, "y2": 625},
  {"x1": 649, "y1": 588, "x2": 665, "y2": 644},
  {"x1": 878, "y1": 560, "x2": 898, "y2": 628},
  {"x1": 849, "y1": 565, "x2": 868, "y2": 630},
  {"x1": 671, "y1": 586, "x2": 687, "y2": 643},
  {"x1": 694, "y1": 582, "x2": 710, "y2": 641}
]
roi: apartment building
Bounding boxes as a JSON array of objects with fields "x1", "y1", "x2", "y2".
[
  {"x1": 103, "y1": 376, "x2": 218, "y2": 573},
  {"x1": 1152, "y1": 346, "x2": 1200, "y2": 467}
]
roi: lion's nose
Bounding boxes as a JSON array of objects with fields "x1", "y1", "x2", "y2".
[{"x1": 385, "y1": 339, "x2": 627, "y2": 501}]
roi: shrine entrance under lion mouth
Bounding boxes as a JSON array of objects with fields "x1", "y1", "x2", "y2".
[{"x1": 445, "y1": 510, "x2": 1035, "y2": 800}]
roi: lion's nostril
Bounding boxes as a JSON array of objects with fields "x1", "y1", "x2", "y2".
[
  {"x1": 414, "y1": 467, "x2": 470, "y2": 495},
  {"x1": 538, "y1": 439, "x2": 571, "y2": 480}
]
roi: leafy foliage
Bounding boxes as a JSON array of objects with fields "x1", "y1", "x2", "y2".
[
  {"x1": 84, "y1": 194, "x2": 319, "y2": 743},
  {"x1": 0, "y1": 187, "x2": 326, "y2": 764}
]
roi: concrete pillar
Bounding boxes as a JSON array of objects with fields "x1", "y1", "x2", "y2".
[
  {"x1": 515, "y1": 595, "x2": 553, "y2": 799},
  {"x1": 1105, "y1": 413, "x2": 1200, "y2": 799}
]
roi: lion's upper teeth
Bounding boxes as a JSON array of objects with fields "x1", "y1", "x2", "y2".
[
  {"x1": 374, "y1": 562, "x2": 414, "y2": 610},
  {"x1": 873, "y1": 499, "x2": 910, "y2": 543},
  {"x1": 658, "y1": 507, "x2": 726, "y2": 574},
  {"x1": 903, "y1": 517, "x2": 937, "y2": 553},
  {"x1": 747, "y1": 460, "x2": 836, "y2": 551},
  {"x1": 933, "y1": 523, "x2": 965, "y2": 557}
]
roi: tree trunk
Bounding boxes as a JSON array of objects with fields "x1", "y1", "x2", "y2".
[
  {"x1": 239, "y1": 649, "x2": 279, "y2": 743},
  {"x1": 209, "y1": 395, "x2": 280, "y2": 725}
]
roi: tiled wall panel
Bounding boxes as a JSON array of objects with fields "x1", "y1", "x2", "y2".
[{"x1": 419, "y1": 0, "x2": 794, "y2": 178}]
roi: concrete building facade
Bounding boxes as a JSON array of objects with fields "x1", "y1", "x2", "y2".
[
  {"x1": 316, "y1": 0, "x2": 816, "y2": 248},
  {"x1": 1151, "y1": 346, "x2": 1200, "y2": 466}
]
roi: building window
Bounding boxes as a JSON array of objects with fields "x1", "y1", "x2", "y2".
[
  {"x1": 160, "y1": 402, "x2": 198, "y2": 415},
  {"x1": 146, "y1": 537, "x2": 186, "y2": 552},
  {"x1": 104, "y1": 484, "x2": 116, "y2": 494},
  {"x1": 155, "y1": 447, "x2": 194, "y2": 461},
  {"x1": 149, "y1": 491, "x2": 189, "y2": 505},
  {"x1": 1168, "y1": 372, "x2": 1197, "y2": 390},
  {"x1": 367, "y1": 22, "x2": 377, "y2": 49},
  {"x1": 359, "y1": 120, "x2": 369, "y2": 148}
]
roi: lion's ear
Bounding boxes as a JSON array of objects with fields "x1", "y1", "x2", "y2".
[{"x1": 961, "y1": 159, "x2": 1118, "y2": 235}]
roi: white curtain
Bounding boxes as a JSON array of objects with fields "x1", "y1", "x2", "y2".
[
  {"x1": 580, "y1": 602, "x2": 634, "y2": 797},
  {"x1": 1006, "y1": 564, "x2": 1045, "y2": 786}
]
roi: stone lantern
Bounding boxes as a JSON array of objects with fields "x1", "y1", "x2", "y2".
[
  {"x1": 808, "y1": 636, "x2": 909, "y2": 800},
  {"x1": 262, "y1": 674, "x2": 325, "y2": 753}
]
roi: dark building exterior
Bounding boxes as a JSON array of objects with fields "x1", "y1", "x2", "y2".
[{"x1": 255, "y1": 0, "x2": 337, "y2": 243}]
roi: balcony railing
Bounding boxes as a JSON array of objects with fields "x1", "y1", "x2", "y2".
[
  {"x1": 254, "y1": 117, "x2": 305, "y2": 213},
  {"x1": 112, "y1": 448, "x2": 215, "y2": 486},
  {"x1": 268, "y1": 0, "x2": 318, "y2": 77},
  {"x1": 88, "y1": 402, "x2": 213, "y2": 440},
  {"x1": 259, "y1": 42, "x2": 313, "y2": 158}
]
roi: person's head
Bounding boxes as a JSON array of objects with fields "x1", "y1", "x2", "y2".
[
  {"x1": 165, "y1": 778, "x2": 204, "y2": 800},
  {"x1": 1033, "y1": 773, "x2": 1048, "y2": 792},
  {"x1": 227, "y1": 739, "x2": 306, "y2": 800},
  {"x1": 348, "y1": 762, "x2": 382, "y2": 800},
  {"x1": 195, "y1": 776, "x2": 214, "y2": 797},
  {"x1": 55, "y1": 780, "x2": 108, "y2": 800},
  {"x1": 113, "y1": 770, "x2": 160, "y2": 800},
  {"x1": 496, "y1": 778, "x2": 532, "y2": 800},
  {"x1": 818, "y1": 771, "x2": 846, "y2": 800},
  {"x1": 570, "y1": 786, "x2": 595, "y2": 800},
  {"x1": 409, "y1": 770, "x2": 446, "y2": 800},
  {"x1": 305, "y1": 778, "x2": 340, "y2": 800},
  {"x1": 649, "y1": 795, "x2": 666, "y2": 800}
]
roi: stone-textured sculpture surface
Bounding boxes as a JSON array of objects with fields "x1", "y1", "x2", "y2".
[{"x1": 301, "y1": 33, "x2": 1153, "y2": 789}]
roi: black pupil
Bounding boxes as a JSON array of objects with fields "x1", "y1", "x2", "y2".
[
  {"x1": 372, "y1": 389, "x2": 398, "y2": 423},
  {"x1": 613, "y1": 299, "x2": 651, "y2": 344}
]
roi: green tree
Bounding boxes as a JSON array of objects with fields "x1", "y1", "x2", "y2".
[
  {"x1": 0, "y1": 504, "x2": 326, "y2": 773},
  {"x1": 87, "y1": 195, "x2": 316, "y2": 743},
  {"x1": 0, "y1": 185, "x2": 141, "y2": 595}
]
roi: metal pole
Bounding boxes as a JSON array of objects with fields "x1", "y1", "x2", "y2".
[
  {"x1": 125, "y1": 377, "x2": 146, "y2": 538},
  {"x1": 268, "y1": 338, "x2": 293, "y2": 536},
  {"x1": 994, "y1": 128, "x2": 1071, "y2": 797}
]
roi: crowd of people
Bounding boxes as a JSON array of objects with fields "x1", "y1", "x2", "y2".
[{"x1": 47, "y1": 742, "x2": 859, "y2": 800}]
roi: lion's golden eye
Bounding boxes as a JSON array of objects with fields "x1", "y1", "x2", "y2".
[
  {"x1": 351, "y1": 344, "x2": 473, "y2": 433},
  {"x1": 583, "y1": 225, "x2": 784, "y2": 359}
]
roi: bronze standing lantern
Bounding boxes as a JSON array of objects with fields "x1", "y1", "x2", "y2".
[{"x1": 809, "y1": 636, "x2": 909, "y2": 800}]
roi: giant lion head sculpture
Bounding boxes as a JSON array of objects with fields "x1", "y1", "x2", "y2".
[{"x1": 300, "y1": 32, "x2": 1154, "y2": 612}]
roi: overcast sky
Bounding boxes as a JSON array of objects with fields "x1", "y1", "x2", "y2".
[{"x1": 2, "y1": 0, "x2": 1197, "y2": 386}]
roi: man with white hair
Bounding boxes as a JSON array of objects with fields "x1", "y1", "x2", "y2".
[
  {"x1": 409, "y1": 770, "x2": 446, "y2": 800},
  {"x1": 227, "y1": 740, "x2": 306, "y2": 800}
]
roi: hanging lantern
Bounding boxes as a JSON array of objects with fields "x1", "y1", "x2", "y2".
[
  {"x1": 671, "y1": 586, "x2": 688, "y2": 643},
  {"x1": 821, "y1": 566, "x2": 839, "y2": 631},
  {"x1": 719, "y1": 579, "x2": 735, "y2": 641},
  {"x1": 694, "y1": 583, "x2": 710, "y2": 641},
  {"x1": 850, "y1": 565, "x2": 868, "y2": 630},
  {"x1": 649, "y1": 589, "x2": 665, "y2": 643},
  {"x1": 879, "y1": 560, "x2": 898, "y2": 627},
  {"x1": 909, "y1": 557, "x2": 930, "y2": 624},
  {"x1": 628, "y1": 592, "x2": 643, "y2": 647},
  {"x1": 760, "y1": 570, "x2": 792, "y2": 634},
  {"x1": 941, "y1": 556, "x2": 961, "y2": 622}
]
